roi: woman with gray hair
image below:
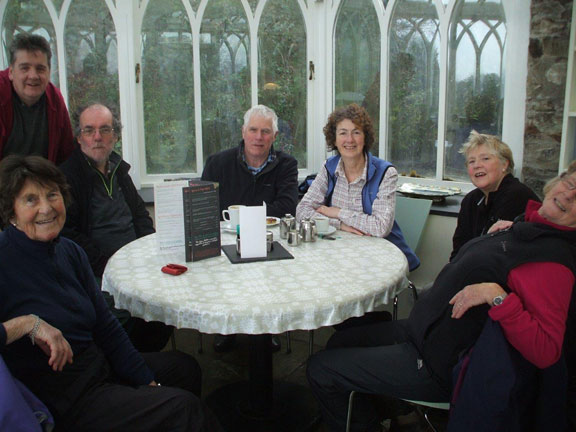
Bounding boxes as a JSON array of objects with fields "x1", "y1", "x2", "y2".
[
  {"x1": 0, "y1": 155, "x2": 222, "y2": 431},
  {"x1": 451, "y1": 130, "x2": 539, "y2": 259}
]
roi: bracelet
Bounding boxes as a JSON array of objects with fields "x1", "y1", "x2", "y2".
[{"x1": 28, "y1": 314, "x2": 41, "y2": 346}]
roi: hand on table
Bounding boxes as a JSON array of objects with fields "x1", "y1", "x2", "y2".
[
  {"x1": 34, "y1": 320, "x2": 74, "y2": 371},
  {"x1": 449, "y1": 282, "x2": 506, "y2": 319}
]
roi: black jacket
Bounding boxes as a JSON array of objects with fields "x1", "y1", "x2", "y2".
[
  {"x1": 408, "y1": 219, "x2": 576, "y2": 392},
  {"x1": 451, "y1": 174, "x2": 540, "y2": 260},
  {"x1": 60, "y1": 148, "x2": 154, "y2": 276},
  {"x1": 201, "y1": 142, "x2": 298, "y2": 218}
]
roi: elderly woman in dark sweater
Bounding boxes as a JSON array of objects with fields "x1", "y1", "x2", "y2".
[
  {"x1": 0, "y1": 156, "x2": 221, "y2": 431},
  {"x1": 451, "y1": 130, "x2": 539, "y2": 259}
]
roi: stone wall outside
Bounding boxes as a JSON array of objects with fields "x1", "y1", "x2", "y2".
[{"x1": 523, "y1": 0, "x2": 572, "y2": 197}]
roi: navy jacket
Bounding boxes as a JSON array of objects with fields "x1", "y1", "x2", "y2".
[
  {"x1": 324, "y1": 153, "x2": 419, "y2": 271},
  {"x1": 448, "y1": 319, "x2": 567, "y2": 432}
]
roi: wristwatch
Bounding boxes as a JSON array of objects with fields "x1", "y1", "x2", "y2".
[{"x1": 492, "y1": 293, "x2": 508, "y2": 306}]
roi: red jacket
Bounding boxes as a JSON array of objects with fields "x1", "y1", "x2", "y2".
[
  {"x1": 0, "y1": 68, "x2": 74, "y2": 164},
  {"x1": 489, "y1": 200, "x2": 575, "y2": 368}
]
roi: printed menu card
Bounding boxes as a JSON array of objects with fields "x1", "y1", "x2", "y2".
[
  {"x1": 183, "y1": 181, "x2": 221, "y2": 262},
  {"x1": 154, "y1": 179, "x2": 221, "y2": 262}
]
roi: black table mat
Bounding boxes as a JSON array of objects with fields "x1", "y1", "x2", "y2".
[{"x1": 222, "y1": 241, "x2": 294, "y2": 264}]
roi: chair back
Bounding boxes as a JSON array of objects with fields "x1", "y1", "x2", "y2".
[{"x1": 395, "y1": 195, "x2": 432, "y2": 251}]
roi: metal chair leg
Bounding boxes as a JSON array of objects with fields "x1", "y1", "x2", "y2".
[
  {"x1": 394, "y1": 280, "x2": 418, "y2": 322},
  {"x1": 422, "y1": 409, "x2": 439, "y2": 432},
  {"x1": 345, "y1": 390, "x2": 356, "y2": 432},
  {"x1": 409, "y1": 281, "x2": 419, "y2": 302}
]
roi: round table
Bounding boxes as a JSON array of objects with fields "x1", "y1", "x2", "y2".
[
  {"x1": 103, "y1": 227, "x2": 408, "y2": 334},
  {"x1": 102, "y1": 226, "x2": 409, "y2": 431}
]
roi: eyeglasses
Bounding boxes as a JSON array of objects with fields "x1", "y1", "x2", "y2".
[
  {"x1": 560, "y1": 172, "x2": 576, "y2": 191},
  {"x1": 80, "y1": 126, "x2": 114, "y2": 137}
]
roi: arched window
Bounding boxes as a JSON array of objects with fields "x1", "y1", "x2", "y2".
[
  {"x1": 64, "y1": 0, "x2": 119, "y2": 144},
  {"x1": 334, "y1": 0, "x2": 381, "y2": 156},
  {"x1": 200, "y1": 0, "x2": 250, "y2": 160},
  {"x1": 141, "y1": 0, "x2": 194, "y2": 174},
  {"x1": 258, "y1": 0, "x2": 307, "y2": 167},
  {"x1": 445, "y1": 0, "x2": 506, "y2": 180},
  {"x1": 388, "y1": 0, "x2": 440, "y2": 178},
  {"x1": 2, "y1": 0, "x2": 59, "y2": 86},
  {"x1": 0, "y1": 0, "x2": 529, "y2": 187}
]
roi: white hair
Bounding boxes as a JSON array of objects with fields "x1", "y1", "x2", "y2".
[{"x1": 243, "y1": 105, "x2": 278, "y2": 134}]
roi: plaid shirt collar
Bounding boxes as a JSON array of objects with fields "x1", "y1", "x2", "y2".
[
  {"x1": 334, "y1": 156, "x2": 368, "y2": 185},
  {"x1": 241, "y1": 143, "x2": 276, "y2": 175}
]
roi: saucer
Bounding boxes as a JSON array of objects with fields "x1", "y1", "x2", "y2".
[
  {"x1": 221, "y1": 222, "x2": 237, "y2": 234},
  {"x1": 317, "y1": 226, "x2": 337, "y2": 236}
]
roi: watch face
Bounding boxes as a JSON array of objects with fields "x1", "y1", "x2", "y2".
[{"x1": 493, "y1": 295, "x2": 505, "y2": 306}]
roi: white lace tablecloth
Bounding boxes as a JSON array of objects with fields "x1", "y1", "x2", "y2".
[{"x1": 102, "y1": 227, "x2": 409, "y2": 335}]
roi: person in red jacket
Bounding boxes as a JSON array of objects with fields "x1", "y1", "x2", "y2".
[{"x1": 0, "y1": 33, "x2": 73, "y2": 165}]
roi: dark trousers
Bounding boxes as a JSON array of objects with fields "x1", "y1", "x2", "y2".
[
  {"x1": 307, "y1": 320, "x2": 448, "y2": 432},
  {"x1": 56, "y1": 351, "x2": 222, "y2": 432}
]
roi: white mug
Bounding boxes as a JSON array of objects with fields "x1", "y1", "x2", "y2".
[
  {"x1": 314, "y1": 216, "x2": 330, "y2": 233},
  {"x1": 222, "y1": 205, "x2": 245, "y2": 228}
]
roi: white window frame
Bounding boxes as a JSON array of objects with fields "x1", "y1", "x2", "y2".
[{"x1": 0, "y1": 0, "x2": 531, "y2": 195}]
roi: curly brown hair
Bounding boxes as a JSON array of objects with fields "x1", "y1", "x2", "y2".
[
  {"x1": 0, "y1": 155, "x2": 71, "y2": 225},
  {"x1": 323, "y1": 104, "x2": 374, "y2": 154}
]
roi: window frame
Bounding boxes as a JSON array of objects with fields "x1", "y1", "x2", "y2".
[{"x1": 0, "y1": 0, "x2": 531, "y2": 195}]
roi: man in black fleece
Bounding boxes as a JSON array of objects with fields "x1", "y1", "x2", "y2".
[
  {"x1": 60, "y1": 102, "x2": 172, "y2": 352},
  {"x1": 201, "y1": 104, "x2": 298, "y2": 352}
]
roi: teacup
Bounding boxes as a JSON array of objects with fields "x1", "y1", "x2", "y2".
[
  {"x1": 314, "y1": 216, "x2": 330, "y2": 233},
  {"x1": 222, "y1": 204, "x2": 245, "y2": 229}
]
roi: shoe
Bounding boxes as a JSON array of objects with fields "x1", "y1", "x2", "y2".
[
  {"x1": 271, "y1": 335, "x2": 281, "y2": 352},
  {"x1": 213, "y1": 334, "x2": 236, "y2": 353}
]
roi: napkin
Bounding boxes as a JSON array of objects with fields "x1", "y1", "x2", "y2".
[{"x1": 239, "y1": 203, "x2": 267, "y2": 258}]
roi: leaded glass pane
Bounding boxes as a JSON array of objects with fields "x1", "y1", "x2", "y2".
[
  {"x1": 200, "y1": 0, "x2": 250, "y2": 160},
  {"x1": 335, "y1": 0, "x2": 380, "y2": 157},
  {"x1": 142, "y1": 0, "x2": 195, "y2": 174},
  {"x1": 388, "y1": 0, "x2": 439, "y2": 177},
  {"x1": 65, "y1": 0, "x2": 119, "y2": 151},
  {"x1": 444, "y1": 0, "x2": 505, "y2": 181},
  {"x1": 258, "y1": 0, "x2": 307, "y2": 167},
  {"x1": 2, "y1": 0, "x2": 59, "y2": 86}
]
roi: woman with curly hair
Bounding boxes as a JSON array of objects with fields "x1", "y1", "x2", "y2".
[{"x1": 296, "y1": 103, "x2": 418, "y2": 271}]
